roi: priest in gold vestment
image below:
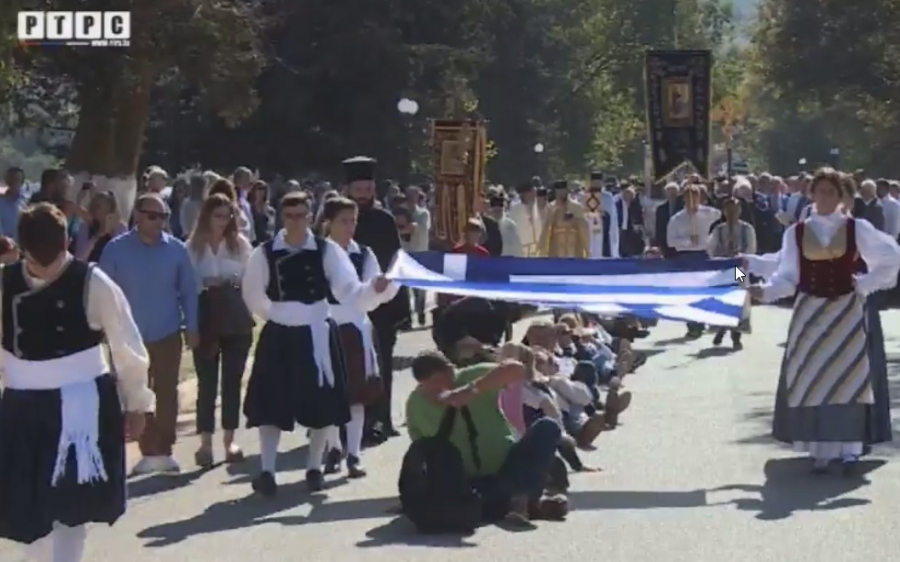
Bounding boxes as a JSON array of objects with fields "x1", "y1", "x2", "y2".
[{"x1": 539, "y1": 180, "x2": 590, "y2": 258}]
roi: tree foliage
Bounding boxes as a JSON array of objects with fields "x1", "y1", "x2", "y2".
[
  {"x1": 743, "y1": 0, "x2": 900, "y2": 174},
  {"x1": 3, "y1": 0, "x2": 740, "y2": 183}
]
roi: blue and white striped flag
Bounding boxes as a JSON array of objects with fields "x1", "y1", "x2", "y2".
[{"x1": 387, "y1": 251, "x2": 748, "y2": 327}]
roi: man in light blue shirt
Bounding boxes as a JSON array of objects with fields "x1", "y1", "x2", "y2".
[
  {"x1": 0, "y1": 167, "x2": 29, "y2": 241},
  {"x1": 100, "y1": 193, "x2": 199, "y2": 475}
]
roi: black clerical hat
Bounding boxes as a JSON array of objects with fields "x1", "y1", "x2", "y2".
[
  {"x1": 590, "y1": 171, "x2": 604, "y2": 181},
  {"x1": 536, "y1": 187, "x2": 548, "y2": 197},
  {"x1": 551, "y1": 180, "x2": 568, "y2": 191},
  {"x1": 342, "y1": 156, "x2": 377, "y2": 182}
]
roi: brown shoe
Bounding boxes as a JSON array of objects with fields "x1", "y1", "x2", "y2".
[
  {"x1": 532, "y1": 494, "x2": 569, "y2": 521},
  {"x1": 576, "y1": 413, "x2": 606, "y2": 448},
  {"x1": 615, "y1": 350, "x2": 635, "y2": 378},
  {"x1": 604, "y1": 388, "x2": 631, "y2": 429}
]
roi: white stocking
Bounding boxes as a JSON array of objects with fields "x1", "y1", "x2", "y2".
[
  {"x1": 346, "y1": 405, "x2": 365, "y2": 458},
  {"x1": 307, "y1": 427, "x2": 330, "y2": 471},
  {"x1": 258, "y1": 425, "x2": 281, "y2": 473},
  {"x1": 23, "y1": 524, "x2": 87, "y2": 562}
]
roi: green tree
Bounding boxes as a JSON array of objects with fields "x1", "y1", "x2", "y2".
[{"x1": 2, "y1": 0, "x2": 264, "y2": 191}]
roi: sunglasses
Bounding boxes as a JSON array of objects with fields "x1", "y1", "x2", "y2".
[{"x1": 139, "y1": 210, "x2": 169, "y2": 221}]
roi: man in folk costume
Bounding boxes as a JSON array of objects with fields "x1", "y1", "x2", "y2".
[
  {"x1": 748, "y1": 168, "x2": 900, "y2": 475},
  {"x1": 707, "y1": 197, "x2": 756, "y2": 349},
  {"x1": 508, "y1": 181, "x2": 543, "y2": 257},
  {"x1": 0, "y1": 203, "x2": 153, "y2": 562},
  {"x1": 342, "y1": 157, "x2": 410, "y2": 446},
  {"x1": 317, "y1": 197, "x2": 400, "y2": 478},
  {"x1": 539, "y1": 180, "x2": 590, "y2": 259},
  {"x1": 241, "y1": 191, "x2": 392, "y2": 495},
  {"x1": 584, "y1": 184, "x2": 617, "y2": 259}
]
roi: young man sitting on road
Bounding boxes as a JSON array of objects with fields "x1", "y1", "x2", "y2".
[{"x1": 405, "y1": 346, "x2": 567, "y2": 528}]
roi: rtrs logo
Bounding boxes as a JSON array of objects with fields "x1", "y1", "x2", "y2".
[{"x1": 17, "y1": 11, "x2": 130, "y2": 47}]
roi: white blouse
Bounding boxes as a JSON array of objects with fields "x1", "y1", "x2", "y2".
[
  {"x1": 242, "y1": 229, "x2": 380, "y2": 387},
  {"x1": 328, "y1": 238, "x2": 399, "y2": 376},
  {"x1": 760, "y1": 211, "x2": 900, "y2": 302},
  {"x1": 0, "y1": 257, "x2": 154, "y2": 413},
  {"x1": 187, "y1": 235, "x2": 253, "y2": 293}
]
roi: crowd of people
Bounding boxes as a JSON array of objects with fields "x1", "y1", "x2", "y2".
[{"x1": 0, "y1": 156, "x2": 899, "y2": 558}]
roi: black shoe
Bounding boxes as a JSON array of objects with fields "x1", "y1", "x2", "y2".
[
  {"x1": 382, "y1": 426, "x2": 401, "y2": 438},
  {"x1": 306, "y1": 469, "x2": 324, "y2": 492},
  {"x1": 361, "y1": 430, "x2": 385, "y2": 448},
  {"x1": 712, "y1": 332, "x2": 724, "y2": 346},
  {"x1": 732, "y1": 339, "x2": 743, "y2": 351},
  {"x1": 347, "y1": 455, "x2": 367, "y2": 479},
  {"x1": 417, "y1": 313, "x2": 427, "y2": 326},
  {"x1": 252, "y1": 471, "x2": 277, "y2": 497},
  {"x1": 323, "y1": 448, "x2": 342, "y2": 475}
]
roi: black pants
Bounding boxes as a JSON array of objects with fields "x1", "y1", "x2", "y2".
[
  {"x1": 193, "y1": 334, "x2": 253, "y2": 434},
  {"x1": 714, "y1": 328, "x2": 741, "y2": 343},
  {"x1": 368, "y1": 326, "x2": 398, "y2": 430}
]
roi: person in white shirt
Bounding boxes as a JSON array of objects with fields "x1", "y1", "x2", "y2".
[
  {"x1": 186, "y1": 193, "x2": 255, "y2": 468},
  {"x1": 241, "y1": 191, "x2": 392, "y2": 495},
  {"x1": 588, "y1": 172, "x2": 619, "y2": 255},
  {"x1": 508, "y1": 182, "x2": 542, "y2": 257},
  {"x1": 748, "y1": 167, "x2": 899, "y2": 475},
  {"x1": 232, "y1": 167, "x2": 257, "y2": 244},
  {"x1": 666, "y1": 184, "x2": 722, "y2": 338},
  {"x1": 318, "y1": 197, "x2": 399, "y2": 478},
  {"x1": 0, "y1": 203, "x2": 153, "y2": 562},
  {"x1": 876, "y1": 178, "x2": 900, "y2": 240}
]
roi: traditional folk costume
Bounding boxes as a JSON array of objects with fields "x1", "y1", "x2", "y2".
[
  {"x1": 242, "y1": 228, "x2": 382, "y2": 493},
  {"x1": 324, "y1": 239, "x2": 399, "y2": 477},
  {"x1": 756, "y1": 210, "x2": 900, "y2": 472},
  {"x1": 0, "y1": 257, "x2": 153, "y2": 562}
]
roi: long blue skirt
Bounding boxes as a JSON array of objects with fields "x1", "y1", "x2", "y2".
[
  {"x1": 0, "y1": 374, "x2": 126, "y2": 544},
  {"x1": 772, "y1": 300, "x2": 892, "y2": 450}
]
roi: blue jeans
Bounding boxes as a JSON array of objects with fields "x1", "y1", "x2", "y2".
[{"x1": 477, "y1": 417, "x2": 561, "y2": 519}]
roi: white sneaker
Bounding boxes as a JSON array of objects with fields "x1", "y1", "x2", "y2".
[{"x1": 130, "y1": 456, "x2": 181, "y2": 476}]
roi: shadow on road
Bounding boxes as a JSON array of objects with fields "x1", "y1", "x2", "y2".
[
  {"x1": 357, "y1": 516, "x2": 477, "y2": 548},
  {"x1": 653, "y1": 336, "x2": 695, "y2": 347},
  {"x1": 223, "y1": 445, "x2": 311, "y2": 484},
  {"x1": 128, "y1": 469, "x2": 207, "y2": 500},
  {"x1": 570, "y1": 489, "x2": 708, "y2": 510},
  {"x1": 712, "y1": 457, "x2": 882, "y2": 521},
  {"x1": 136, "y1": 476, "x2": 349, "y2": 547}
]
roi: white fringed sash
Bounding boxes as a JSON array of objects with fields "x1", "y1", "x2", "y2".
[
  {"x1": 2, "y1": 346, "x2": 109, "y2": 486},
  {"x1": 267, "y1": 302, "x2": 334, "y2": 387}
]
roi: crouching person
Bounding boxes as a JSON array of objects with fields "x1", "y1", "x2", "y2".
[{"x1": 405, "y1": 349, "x2": 565, "y2": 530}]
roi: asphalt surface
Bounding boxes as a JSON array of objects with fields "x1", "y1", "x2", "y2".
[{"x1": 3, "y1": 305, "x2": 900, "y2": 561}]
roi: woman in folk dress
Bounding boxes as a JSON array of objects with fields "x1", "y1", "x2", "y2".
[
  {"x1": 747, "y1": 168, "x2": 900, "y2": 475},
  {"x1": 319, "y1": 197, "x2": 399, "y2": 477}
]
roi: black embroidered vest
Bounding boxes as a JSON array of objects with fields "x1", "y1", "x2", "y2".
[
  {"x1": 327, "y1": 243, "x2": 368, "y2": 305},
  {"x1": 263, "y1": 237, "x2": 329, "y2": 304},
  {"x1": 1, "y1": 260, "x2": 104, "y2": 360}
]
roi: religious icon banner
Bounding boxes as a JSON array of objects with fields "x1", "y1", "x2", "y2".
[
  {"x1": 431, "y1": 119, "x2": 488, "y2": 246},
  {"x1": 644, "y1": 50, "x2": 712, "y2": 181}
]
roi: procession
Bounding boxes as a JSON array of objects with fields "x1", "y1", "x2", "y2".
[{"x1": 4, "y1": 1, "x2": 900, "y2": 560}]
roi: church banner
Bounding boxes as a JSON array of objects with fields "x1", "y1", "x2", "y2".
[{"x1": 644, "y1": 50, "x2": 712, "y2": 181}]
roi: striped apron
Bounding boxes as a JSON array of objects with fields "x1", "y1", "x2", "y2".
[{"x1": 782, "y1": 219, "x2": 873, "y2": 409}]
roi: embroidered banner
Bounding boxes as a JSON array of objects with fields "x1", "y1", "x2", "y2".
[{"x1": 645, "y1": 50, "x2": 712, "y2": 181}]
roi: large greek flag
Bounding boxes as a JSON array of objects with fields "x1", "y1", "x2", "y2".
[{"x1": 386, "y1": 251, "x2": 748, "y2": 327}]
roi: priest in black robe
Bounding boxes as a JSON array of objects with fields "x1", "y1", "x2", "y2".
[{"x1": 343, "y1": 157, "x2": 410, "y2": 445}]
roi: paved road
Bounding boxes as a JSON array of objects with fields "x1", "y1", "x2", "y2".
[{"x1": 4, "y1": 305, "x2": 900, "y2": 562}]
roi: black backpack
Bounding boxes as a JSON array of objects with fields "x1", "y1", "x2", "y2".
[{"x1": 399, "y1": 406, "x2": 482, "y2": 534}]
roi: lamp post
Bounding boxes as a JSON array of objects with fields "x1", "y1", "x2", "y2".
[
  {"x1": 397, "y1": 98, "x2": 419, "y2": 185},
  {"x1": 533, "y1": 143, "x2": 545, "y2": 181}
]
